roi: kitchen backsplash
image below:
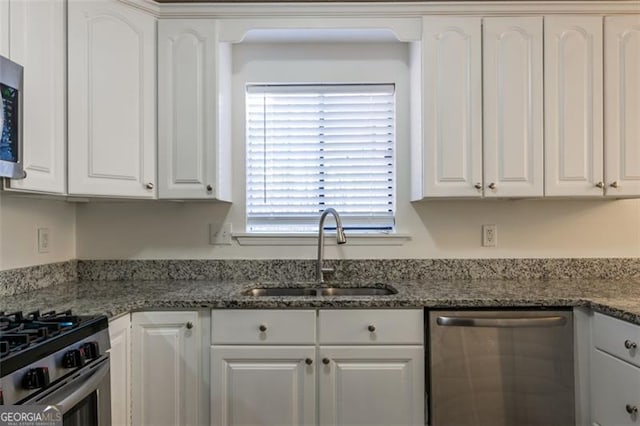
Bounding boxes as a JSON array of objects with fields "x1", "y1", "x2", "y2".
[
  {"x1": 0, "y1": 260, "x2": 77, "y2": 297},
  {"x1": 2, "y1": 258, "x2": 639, "y2": 297}
]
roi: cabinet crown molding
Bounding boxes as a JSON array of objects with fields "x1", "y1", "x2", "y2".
[{"x1": 121, "y1": 0, "x2": 640, "y2": 17}]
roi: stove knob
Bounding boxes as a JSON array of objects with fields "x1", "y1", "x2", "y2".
[
  {"x1": 82, "y1": 341, "x2": 100, "y2": 360},
  {"x1": 22, "y1": 367, "x2": 50, "y2": 389},
  {"x1": 63, "y1": 348, "x2": 86, "y2": 368}
]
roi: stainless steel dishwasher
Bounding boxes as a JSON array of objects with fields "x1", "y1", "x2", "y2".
[{"x1": 429, "y1": 310, "x2": 574, "y2": 426}]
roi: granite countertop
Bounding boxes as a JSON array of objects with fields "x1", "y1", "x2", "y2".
[{"x1": 2, "y1": 278, "x2": 640, "y2": 325}]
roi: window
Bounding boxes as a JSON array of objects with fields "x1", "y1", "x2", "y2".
[{"x1": 246, "y1": 83, "x2": 395, "y2": 233}]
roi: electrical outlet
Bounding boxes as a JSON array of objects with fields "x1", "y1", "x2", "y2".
[
  {"x1": 482, "y1": 224, "x2": 497, "y2": 247},
  {"x1": 210, "y1": 223, "x2": 232, "y2": 245},
  {"x1": 38, "y1": 228, "x2": 51, "y2": 253}
]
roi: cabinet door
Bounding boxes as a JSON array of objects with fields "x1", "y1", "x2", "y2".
[
  {"x1": 158, "y1": 20, "x2": 231, "y2": 201},
  {"x1": 591, "y1": 349, "x2": 640, "y2": 426},
  {"x1": 604, "y1": 15, "x2": 640, "y2": 197},
  {"x1": 211, "y1": 346, "x2": 316, "y2": 426},
  {"x1": 483, "y1": 17, "x2": 543, "y2": 197},
  {"x1": 109, "y1": 314, "x2": 131, "y2": 426},
  {"x1": 6, "y1": 0, "x2": 66, "y2": 194},
  {"x1": 68, "y1": 0, "x2": 156, "y2": 198},
  {"x1": 417, "y1": 17, "x2": 482, "y2": 198},
  {"x1": 132, "y1": 312, "x2": 200, "y2": 426},
  {"x1": 319, "y1": 346, "x2": 424, "y2": 426},
  {"x1": 545, "y1": 16, "x2": 604, "y2": 196}
]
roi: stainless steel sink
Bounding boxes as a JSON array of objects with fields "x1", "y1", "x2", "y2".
[
  {"x1": 245, "y1": 288, "x2": 317, "y2": 297},
  {"x1": 245, "y1": 285, "x2": 397, "y2": 297},
  {"x1": 320, "y1": 287, "x2": 397, "y2": 296}
]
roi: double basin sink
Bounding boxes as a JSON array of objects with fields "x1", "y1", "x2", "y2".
[{"x1": 245, "y1": 285, "x2": 397, "y2": 297}]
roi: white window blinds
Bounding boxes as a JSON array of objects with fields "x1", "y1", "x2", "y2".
[{"x1": 246, "y1": 84, "x2": 395, "y2": 233}]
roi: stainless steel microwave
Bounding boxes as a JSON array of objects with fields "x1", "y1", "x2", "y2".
[{"x1": 0, "y1": 54, "x2": 24, "y2": 179}]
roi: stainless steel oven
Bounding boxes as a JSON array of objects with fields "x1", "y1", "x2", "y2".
[
  {"x1": 23, "y1": 355, "x2": 111, "y2": 426},
  {"x1": 0, "y1": 310, "x2": 111, "y2": 426}
]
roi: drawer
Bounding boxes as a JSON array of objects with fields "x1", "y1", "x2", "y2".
[
  {"x1": 591, "y1": 349, "x2": 640, "y2": 426},
  {"x1": 593, "y1": 312, "x2": 640, "y2": 368},
  {"x1": 211, "y1": 310, "x2": 316, "y2": 344},
  {"x1": 319, "y1": 309, "x2": 423, "y2": 345}
]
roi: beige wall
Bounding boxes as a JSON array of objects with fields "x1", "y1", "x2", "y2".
[
  {"x1": 74, "y1": 199, "x2": 640, "y2": 260},
  {"x1": 74, "y1": 41, "x2": 640, "y2": 261},
  {"x1": 0, "y1": 193, "x2": 76, "y2": 270}
]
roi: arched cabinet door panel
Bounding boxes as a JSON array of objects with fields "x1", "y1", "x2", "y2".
[
  {"x1": 68, "y1": 0, "x2": 156, "y2": 198},
  {"x1": 544, "y1": 16, "x2": 604, "y2": 197},
  {"x1": 413, "y1": 17, "x2": 483, "y2": 199},
  {"x1": 157, "y1": 19, "x2": 231, "y2": 201},
  {"x1": 604, "y1": 15, "x2": 640, "y2": 198},
  {"x1": 483, "y1": 17, "x2": 543, "y2": 198}
]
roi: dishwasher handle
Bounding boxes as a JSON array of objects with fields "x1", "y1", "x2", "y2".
[{"x1": 436, "y1": 315, "x2": 567, "y2": 328}]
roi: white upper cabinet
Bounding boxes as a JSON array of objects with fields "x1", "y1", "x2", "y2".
[
  {"x1": 544, "y1": 16, "x2": 604, "y2": 197},
  {"x1": 5, "y1": 0, "x2": 66, "y2": 194},
  {"x1": 68, "y1": 0, "x2": 156, "y2": 198},
  {"x1": 604, "y1": 15, "x2": 640, "y2": 198},
  {"x1": 413, "y1": 17, "x2": 483, "y2": 199},
  {"x1": 483, "y1": 17, "x2": 543, "y2": 198},
  {"x1": 158, "y1": 20, "x2": 231, "y2": 201}
]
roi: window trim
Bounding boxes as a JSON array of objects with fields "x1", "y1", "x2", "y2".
[{"x1": 233, "y1": 232, "x2": 411, "y2": 246}]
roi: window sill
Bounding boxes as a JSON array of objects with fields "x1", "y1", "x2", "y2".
[{"x1": 233, "y1": 232, "x2": 412, "y2": 246}]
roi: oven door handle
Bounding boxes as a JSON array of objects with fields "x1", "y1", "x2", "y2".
[
  {"x1": 436, "y1": 315, "x2": 567, "y2": 328},
  {"x1": 56, "y1": 358, "x2": 110, "y2": 414},
  {"x1": 31, "y1": 356, "x2": 110, "y2": 414}
]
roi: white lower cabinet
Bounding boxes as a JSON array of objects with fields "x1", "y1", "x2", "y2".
[
  {"x1": 319, "y1": 346, "x2": 424, "y2": 426},
  {"x1": 210, "y1": 309, "x2": 424, "y2": 426},
  {"x1": 591, "y1": 313, "x2": 640, "y2": 426},
  {"x1": 109, "y1": 314, "x2": 131, "y2": 426},
  {"x1": 211, "y1": 346, "x2": 316, "y2": 426},
  {"x1": 131, "y1": 311, "x2": 202, "y2": 426}
]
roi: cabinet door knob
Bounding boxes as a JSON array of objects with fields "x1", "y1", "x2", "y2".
[
  {"x1": 145, "y1": 182, "x2": 154, "y2": 190},
  {"x1": 259, "y1": 324, "x2": 267, "y2": 332},
  {"x1": 488, "y1": 182, "x2": 496, "y2": 190},
  {"x1": 595, "y1": 181, "x2": 605, "y2": 189},
  {"x1": 626, "y1": 404, "x2": 638, "y2": 414},
  {"x1": 322, "y1": 358, "x2": 330, "y2": 365},
  {"x1": 186, "y1": 322, "x2": 193, "y2": 330},
  {"x1": 625, "y1": 340, "x2": 637, "y2": 350},
  {"x1": 206, "y1": 184, "x2": 213, "y2": 192},
  {"x1": 610, "y1": 181, "x2": 619, "y2": 188},
  {"x1": 474, "y1": 183, "x2": 482, "y2": 190},
  {"x1": 305, "y1": 358, "x2": 313, "y2": 365},
  {"x1": 367, "y1": 325, "x2": 376, "y2": 332}
]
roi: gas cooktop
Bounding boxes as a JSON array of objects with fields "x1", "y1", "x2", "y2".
[{"x1": 0, "y1": 310, "x2": 109, "y2": 379}]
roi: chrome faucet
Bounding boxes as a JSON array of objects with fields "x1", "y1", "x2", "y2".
[{"x1": 316, "y1": 208, "x2": 347, "y2": 283}]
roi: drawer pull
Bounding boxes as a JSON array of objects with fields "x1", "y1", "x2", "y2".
[
  {"x1": 259, "y1": 324, "x2": 267, "y2": 332},
  {"x1": 305, "y1": 358, "x2": 313, "y2": 365},
  {"x1": 624, "y1": 340, "x2": 637, "y2": 350},
  {"x1": 322, "y1": 358, "x2": 330, "y2": 365},
  {"x1": 367, "y1": 325, "x2": 376, "y2": 332},
  {"x1": 186, "y1": 322, "x2": 193, "y2": 330},
  {"x1": 626, "y1": 404, "x2": 638, "y2": 415}
]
